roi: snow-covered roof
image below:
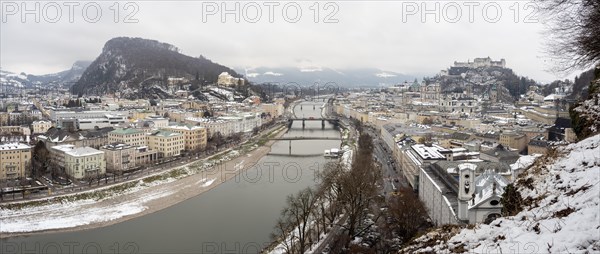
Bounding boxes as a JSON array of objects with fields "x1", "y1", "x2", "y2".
[
  {"x1": 412, "y1": 144, "x2": 448, "y2": 160},
  {"x1": 0, "y1": 143, "x2": 31, "y2": 150},
  {"x1": 470, "y1": 170, "x2": 509, "y2": 209},
  {"x1": 52, "y1": 144, "x2": 76, "y2": 153},
  {"x1": 164, "y1": 124, "x2": 205, "y2": 131},
  {"x1": 543, "y1": 93, "x2": 565, "y2": 101},
  {"x1": 65, "y1": 147, "x2": 104, "y2": 157},
  {"x1": 510, "y1": 154, "x2": 542, "y2": 171}
]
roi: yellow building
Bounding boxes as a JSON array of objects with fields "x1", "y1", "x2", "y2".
[
  {"x1": 500, "y1": 131, "x2": 527, "y2": 153},
  {"x1": 147, "y1": 130, "x2": 185, "y2": 158},
  {"x1": 261, "y1": 103, "x2": 284, "y2": 118},
  {"x1": 0, "y1": 143, "x2": 31, "y2": 180},
  {"x1": 162, "y1": 125, "x2": 207, "y2": 152},
  {"x1": 51, "y1": 145, "x2": 106, "y2": 179},
  {"x1": 131, "y1": 110, "x2": 156, "y2": 121},
  {"x1": 63, "y1": 147, "x2": 106, "y2": 179},
  {"x1": 182, "y1": 101, "x2": 209, "y2": 111},
  {"x1": 32, "y1": 120, "x2": 53, "y2": 134},
  {"x1": 0, "y1": 112, "x2": 9, "y2": 126},
  {"x1": 169, "y1": 111, "x2": 203, "y2": 123},
  {"x1": 109, "y1": 128, "x2": 147, "y2": 147}
]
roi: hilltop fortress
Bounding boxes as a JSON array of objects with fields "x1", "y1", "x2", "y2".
[{"x1": 453, "y1": 57, "x2": 506, "y2": 69}]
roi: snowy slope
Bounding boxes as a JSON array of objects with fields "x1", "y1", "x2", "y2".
[
  {"x1": 574, "y1": 72, "x2": 600, "y2": 135},
  {"x1": 401, "y1": 134, "x2": 600, "y2": 253}
]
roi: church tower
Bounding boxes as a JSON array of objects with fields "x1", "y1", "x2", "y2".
[
  {"x1": 465, "y1": 84, "x2": 473, "y2": 98},
  {"x1": 458, "y1": 163, "x2": 476, "y2": 221}
]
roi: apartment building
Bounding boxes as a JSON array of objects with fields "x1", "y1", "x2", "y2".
[
  {"x1": 52, "y1": 145, "x2": 106, "y2": 179},
  {"x1": 39, "y1": 127, "x2": 113, "y2": 150},
  {"x1": 399, "y1": 143, "x2": 450, "y2": 189},
  {"x1": 499, "y1": 131, "x2": 527, "y2": 153},
  {"x1": 528, "y1": 136, "x2": 550, "y2": 155},
  {"x1": 0, "y1": 143, "x2": 31, "y2": 180},
  {"x1": 100, "y1": 143, "x2": 136, "y2": 173},
  {"x1": 147, "y1": 130, "x2": 184, "y2": 158},
  {"x1": 162, "y1": 124, "x2": 207, "y2": 152},
  {"x1": 109, "y1": 128, "x2": 147, "y2": 147},
  {"x1": 260, "y1": 103, "x2": 285, "y2": 118},
  {"x1": 0, "y1": 126, "x2": 30, "y2": 136}
]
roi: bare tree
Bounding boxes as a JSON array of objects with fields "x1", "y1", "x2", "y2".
[
  {"x1": 316, "y1": 162, "x2": 345, "y2": 229},
  {"x1": 273, "y1": 187, "x2": 317, "y2": 254},
  {"x1": 338, "y1": 133, "x2": 381, "y2": 242},
  {"x1": 387, "y1": 187, "x2": 430, "y2": 241},
  {"x1": 32, "y1": 141, "x2": 50, "y2": 177},
  {"x1": 541, "y1": 0, "x2": 600, "y2": 72},
  {"x1": 271, "y1": 218, "x2": 293, "y2": 254}
]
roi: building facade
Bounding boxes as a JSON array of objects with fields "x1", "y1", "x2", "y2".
[
  {"x1": 100, "y1": 143, "x2": 137, "y2": 173},
  {"x1": 32, "y1": 120, "x2": 53, "y2": 134},
  {"x1": 52, "y1": 145, "x2": 106, "y2": 179},
  {"x1": 499, "y1": 131, "x2": 527, "y2": 153},
  {"x1": 162, "y1": 125, "x2": 207, "y2": 152},
  {"x1": 0, "y1": 143, "x2": 31, "y2": 180},
  {"x1": 109, "y1": 128, "x2": 147, "y2": 147},
  {"x1": 147, "y1": 131, "x2": 184, "y2": 158}
]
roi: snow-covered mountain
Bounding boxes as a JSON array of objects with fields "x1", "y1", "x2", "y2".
[
  {"x1": 237, "y1": 67, "x2": 415, "y2": 87},
  {"x1": 72, "y1": 37, "x2": 242, "y2": 99},
  {"x1": 0, "y1": 61, "x2": 91, "y2": 88},
  {"x1": 401, "y1": 134, "x2": 600, "y2": 253}
]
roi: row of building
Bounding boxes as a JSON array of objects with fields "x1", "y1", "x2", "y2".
[
  {"x1": 0, "y1": 98, "x2": 285, "y2": 181},
  {"x1": 332, "y1": 76, "x2": 575, "y2": 226}
]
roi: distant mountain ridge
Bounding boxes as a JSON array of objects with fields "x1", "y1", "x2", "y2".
[
  {"x1": 0, "y1": 61, "x2": 91, "y2": 88},
  {"x1": 238, "y1": 67, "x2": 415, "y2": 87},
  {"x1": 72, "y1": 37, "x2": 243, "y2": 99}
]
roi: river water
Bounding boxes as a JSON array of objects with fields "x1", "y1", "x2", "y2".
[{"x1": 1, "y1": 101, "x2": 340, "y2": 254}]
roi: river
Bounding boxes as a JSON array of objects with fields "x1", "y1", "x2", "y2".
[{"x1": 1, "y1": 100, "x2": 340, "y2": 254}]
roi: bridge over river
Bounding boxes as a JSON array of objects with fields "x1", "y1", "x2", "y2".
[
  {"x1": 286, "y1": 117, "x2": 340, "y2": 129},
  {"x1": 264, "y1": 136, "x2": 343, "y2": 154}
]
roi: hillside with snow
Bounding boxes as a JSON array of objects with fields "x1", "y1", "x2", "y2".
[
  {"x1": 72, "y1": 37, "x2": 242, "y2": 99},
  {"x1": 0, "y1": 61, "x2": 90, "y2": 88},
  {"x1": 401, "y1": 134, "x2": 600, "y2": 253}
]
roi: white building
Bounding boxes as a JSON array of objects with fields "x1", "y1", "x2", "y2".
[
  {"x1": 50, "y1": 110, "x2": 117, "y2": 122},
  {"x1": 142, "y1": 116, "x2": 169, "y2": 128},
  {"x1": 75, "y1": 114, "x2": 127, "y2": 130},
  {"x1": 52, "y1": 145, "x2": 106, "y2": 179},
  {"x1": 185, "y1": 112, "x2": 262, "y2": 137},
  {"x1": 457, "y1": 163, "x2": 509, "y2": 224},
  {"x1": 217, "y1": 72, "x2": 244, "y2": 87},
  {"x1": 0, "y1": 143, "x2": 31, "y2": 180},
  {"x1": 51, "y1": 110, "x2": 127, "y2": 130}
]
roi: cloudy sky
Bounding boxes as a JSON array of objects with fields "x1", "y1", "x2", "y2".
[{"x1": 0, "y1": 1, "x2": 572, "y2": 82}]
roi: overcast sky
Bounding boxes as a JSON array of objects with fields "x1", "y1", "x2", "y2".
[{"x1": 0, "y1": 1, "x2": 574, "y2": 82}]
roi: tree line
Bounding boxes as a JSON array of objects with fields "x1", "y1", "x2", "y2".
[{"x1": 269, "y1": 130, "x2": 430, "y2": 253}]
